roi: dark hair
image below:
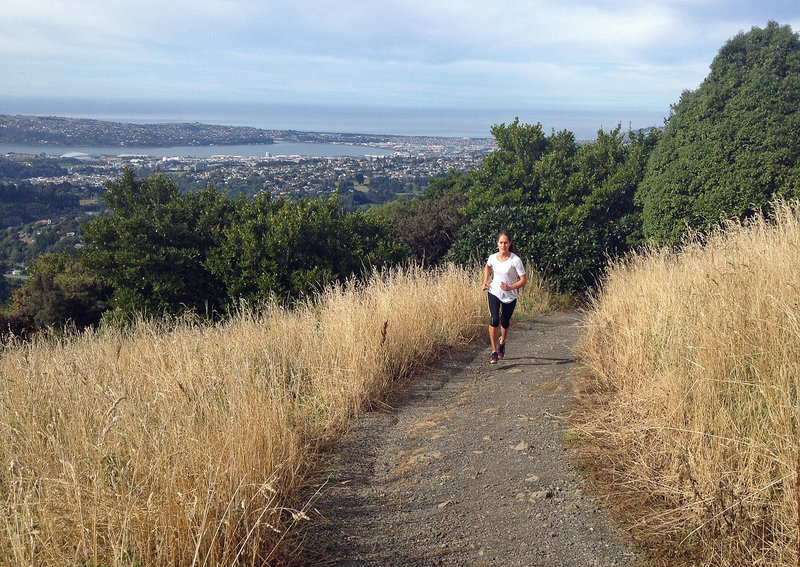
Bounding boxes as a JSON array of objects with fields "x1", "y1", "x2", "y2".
[
  {"x1": 497, "y1": 230, "x2": 513, "y2": 243},
  {"x1": 497, "y1": 231, "x2": 514, "y2": 252}
]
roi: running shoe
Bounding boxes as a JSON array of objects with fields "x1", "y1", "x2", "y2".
[
  {"x1": 498, "y1": 342, "x2": 505, "y2": 358},
  {"x1": 489, "y1": 352, "x2": 499, "y2": 364}
]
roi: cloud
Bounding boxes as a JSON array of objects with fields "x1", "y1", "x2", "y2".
[{"x1": 2, "y1": 0, "x2": 798, "y2": 113}]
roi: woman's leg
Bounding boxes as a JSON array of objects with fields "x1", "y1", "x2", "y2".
[
  {"x1": 489, "y1": 325, "x2": 500, "y2": 353},
  {"x1": 498, "y1": 299, "x2": 517, "y2": 350},
  {"x1": 487, "y1": 293, "x2": 502, "y2": 354},
  {"x1": 500, "y1": 299, "x2": 517, "y2": 329}
]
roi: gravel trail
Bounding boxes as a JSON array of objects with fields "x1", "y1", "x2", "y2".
[{"x1": 298, "y1": 312, "x2": 639, "y2": 566}]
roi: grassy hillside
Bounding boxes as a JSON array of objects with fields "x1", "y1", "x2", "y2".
[
  {"x1": 575, "y1": 199, "x2": 800, "y2": 566},
  {"x1": 0, "y1": 263, "x2": 557, "y2": 566}
]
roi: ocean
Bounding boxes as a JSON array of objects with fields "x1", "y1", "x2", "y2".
[{"x1": 0, "y1": 97, "x2": 668, "y2": 141}]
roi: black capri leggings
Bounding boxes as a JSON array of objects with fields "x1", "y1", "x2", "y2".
[{"x1": 487, "y1": 293, "x2": 517, "y2": 329}]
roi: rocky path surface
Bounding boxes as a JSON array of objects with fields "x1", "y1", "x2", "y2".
[{"x1": 299, "y1": 312, "x2": 639, "y2": 566}]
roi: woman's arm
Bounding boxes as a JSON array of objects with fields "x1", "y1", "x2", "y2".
[
  {"x1": 500, "y1": 273, "x2": 527, "y2": 291},
  {"x1": 481, "y1": 263, "x2": 491, "y2": 290}
]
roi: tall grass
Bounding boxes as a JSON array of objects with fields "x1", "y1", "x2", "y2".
[
  {"x1": 0, "y1": 263, "x2": 554, "y2": 566},
  {"x1": 574, "y1": 200, "x2": 800, "y2": 566}
]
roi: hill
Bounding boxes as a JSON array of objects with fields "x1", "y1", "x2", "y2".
[
  {"x1": 0, "y1": 114, "x2": 275, "y2": 147},
  {"x1": 0, "y1": 113, "x2": 495, "y2": 148}
]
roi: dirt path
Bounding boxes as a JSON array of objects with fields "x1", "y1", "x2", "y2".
[{"x1": 298, "y1": 312, "x2": 639, "y2": 566}]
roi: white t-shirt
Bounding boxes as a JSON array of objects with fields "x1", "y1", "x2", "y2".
[{"x1": 487, "y1": 252, "x2": 526, "y2": 303}]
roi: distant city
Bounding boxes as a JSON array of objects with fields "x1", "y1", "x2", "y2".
[
  {"x1": 3, "y1": 151, "x2": 486, "y2": 201},
  {"x1": 0, "y1": 113, "x2": 496, "y2": 198}
]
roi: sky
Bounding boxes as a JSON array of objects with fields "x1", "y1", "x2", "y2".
[{"x1": 1, "y1": 1, "x2": 799, "y2": 137}]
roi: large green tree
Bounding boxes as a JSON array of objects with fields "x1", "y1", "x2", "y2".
[
  {"x1": 380, "y1": 170, "x2": 470, "y2": 264},
  {"x1": 82, "y1": 169, "x2": 405, "y2": 317},
  {"x1": 450, "y1": 121, "x2": 656, "y2": 292},
  {"x1": 5, "y1": 251, "x2": 111, "y2": 331},
  {"x1": 638, "y1": 21, "x2": 800, "y2": 244},
  {"x1": 82, "y1": 169, "x2": 234, "y2": 317},
  {"x1": 207, "y1": 192, "x2": 405, "y2": 302}
]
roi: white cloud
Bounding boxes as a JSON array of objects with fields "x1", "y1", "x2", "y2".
[{"x1": 1, "y1": 0, "x2": 797, "y2": 113}]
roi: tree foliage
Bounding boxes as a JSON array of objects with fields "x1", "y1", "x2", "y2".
[
  {"x1": 73, "y1": 169, "x2": 404, "y2": 322},
  {"x1": 5, "y1": 251, "x2": 112, "y2": 331},
  {"x1": 450, "y1": 120, "x2": 657, "y2": 292},
  {"x1": 82, "y1": 169, "x2": 233, "y2": 317},
  {"x1": 208, "y1": 191, "x2": 405, "y2": 302},
  {"x1": 381, "y1": 170, "x2": 470, "y2": 264},
  {"x1": 638, "y1": 21, "x2": 800, "y2": 243}
]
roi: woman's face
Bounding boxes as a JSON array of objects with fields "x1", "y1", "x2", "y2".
[{"x1": 497, "y1": 234, "x2": 511, "y2": 254}]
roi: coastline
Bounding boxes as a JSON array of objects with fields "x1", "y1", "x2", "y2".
[{"x1": 0, "y1": 99, "x2": 667, "y2": 141}]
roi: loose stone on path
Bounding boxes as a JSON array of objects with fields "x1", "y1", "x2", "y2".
[{"x1": 299, "y1": 312, "x2": 639, "y2": 566}]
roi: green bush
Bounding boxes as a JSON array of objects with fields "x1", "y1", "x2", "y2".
[
  {"x1": 450, "y1": 122, "x2": 656, "y2": 293},
  {"x1": 71, "y1": 169, "x2": 406, "y2": 322},
  {"x1": 381, "y1": 170, "x2": 470, "y2": 264},
  {"x1": 638, "y1": 21, "x2": 800, "y2": 244},
  {"x1": 82, "y1": 169, "x2": 233, "y2": 316},
  {"x1": 208, "y1": 191, "x2": 405, "y2": 303},
  {"x1": 5, "y1": 251, "x2": 111, "y2": 331}
]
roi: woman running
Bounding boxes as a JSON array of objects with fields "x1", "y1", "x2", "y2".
[{"x1": 481, "y1": 231, "x2": 527, "y2": 364}]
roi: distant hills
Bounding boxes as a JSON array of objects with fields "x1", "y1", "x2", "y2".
[
  {"x1": 0, "y1": 114, "x2": 279, "y2": 147},
  {"x1": 0, "y1": 114, "x2": 480, "y2": 148}
]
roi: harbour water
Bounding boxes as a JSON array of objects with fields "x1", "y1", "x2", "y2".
[
  {"x1": 0, "y1": 98, "x2": 668, "y2": 141},
  {"x1": 0, "y1": 142, "x2": 394, "y2": 159}
]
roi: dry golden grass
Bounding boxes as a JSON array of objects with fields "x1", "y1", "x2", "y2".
[
  {"x1": 574, "y1": 200, "x2": 800, "y2": 566},
  {"x1": 0, "y1": 263, "x2": 554, "y2": 566}
]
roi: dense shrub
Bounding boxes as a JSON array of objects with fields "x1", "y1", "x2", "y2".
[
  {"x1": 381, "y1": 170, "x2": 470, "y2": 264},
  {"x1": 638, "y1": 21, "x2": 800, "y2": 244},
  {"x1": 449, "y1": 122, "x2": 656, "y2": 293},
  {"x1": 81, "y1": 169, "x2": 234, "y2": 317},
  {"x1": 69, "y1": 169, "x2": 406, "y2": 323},
  {"x1": 5, "y1": 251, "x2": 111, "y2": 330},
  {"x1": 208, "y1": 191, "x2": 405, "y2": 303}
]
